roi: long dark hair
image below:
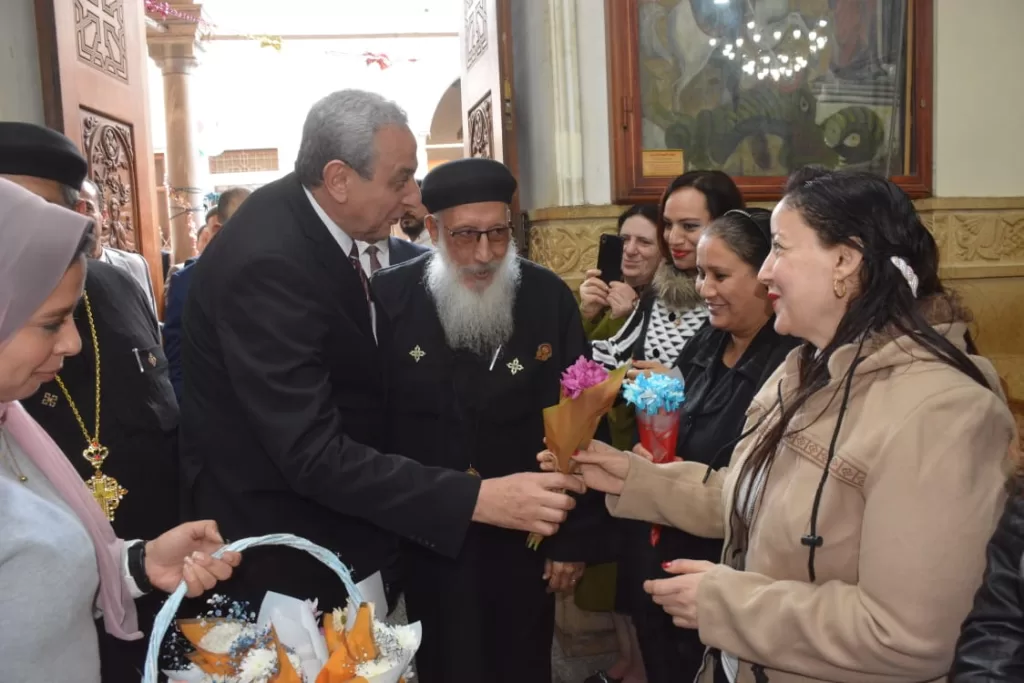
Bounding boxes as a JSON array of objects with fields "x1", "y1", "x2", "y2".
[
  {"x1": 729, "y1": 169, "x2": 991, "y2": 578},
  {"x1": 655, "y1": 170, "x2": 744, "y2": 264}
]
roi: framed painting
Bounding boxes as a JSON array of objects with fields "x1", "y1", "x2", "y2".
[{"x1": 607, "y1": 0, "x2": 933, "y2": 202}]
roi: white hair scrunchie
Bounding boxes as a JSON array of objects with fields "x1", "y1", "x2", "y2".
[{"x1": 890, "y1": 256, "x2": 919, "y2": 298}]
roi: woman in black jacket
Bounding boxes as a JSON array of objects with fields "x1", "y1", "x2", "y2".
[
  {"x1": 950, "y1": 481, "x2": 1024, "y2": 681},
  {"x1": 619, "y1": 208, "x2": 800, "y2": 683}
]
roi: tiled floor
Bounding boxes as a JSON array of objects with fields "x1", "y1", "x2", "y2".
[{"x1": 552, "y1": 637, "x2": 616, "y2": 683}]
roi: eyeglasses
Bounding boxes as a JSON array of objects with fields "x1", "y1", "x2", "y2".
[{"x1": 446, "y1": 225, "x2": 512, "y2": 247}]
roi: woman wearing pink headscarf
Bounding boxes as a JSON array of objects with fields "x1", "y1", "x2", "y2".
[{"x1": 0, "y1": 178, "x2": 242, "y2": 682}]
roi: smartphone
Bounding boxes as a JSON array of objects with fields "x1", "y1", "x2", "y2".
[{"x1": 596, "y1": 234, "x2": 624, "y2": 284}]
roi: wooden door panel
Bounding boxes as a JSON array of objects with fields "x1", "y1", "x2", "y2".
[
  {"x1": 460, "y1": 0, "x2": 521, "y2": 243},
  {"x1": 461, "y1": 0, "x2": 517, "y2": 175},
  {"x1": 35, "y1": 0, "x2": 162, "y2": 304},
  {"x1": 80, "y1": 112, "x2": 141, "y2": 252}
]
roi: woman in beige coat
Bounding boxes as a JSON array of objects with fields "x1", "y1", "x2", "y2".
[{"x1": 551, "y1": 170, "x2": 1017, "y2": 683}]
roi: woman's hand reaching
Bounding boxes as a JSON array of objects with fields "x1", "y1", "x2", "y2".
[
  {"x1": 537, "y1": 440, "x2": 632, "y2": 495},
  {"x1": 626, "y1": 359, "x2": 673, "y2": 381}
]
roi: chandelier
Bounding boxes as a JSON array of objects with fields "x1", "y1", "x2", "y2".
[{"x1": 709, "y1": 14, "x2": 830, "y2": 82}]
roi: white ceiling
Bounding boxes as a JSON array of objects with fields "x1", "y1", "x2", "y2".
[{"x1": 199, "y1": 0, "x2": 461, "y2": 36}]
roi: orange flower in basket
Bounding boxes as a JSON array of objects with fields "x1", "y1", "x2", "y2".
[
  {"x1": 346, "y1": 603, "x2": 379, "y2": 662},
  {"x1": 177, "y1": 618, "x2": 244, "y2": 676},
  {"x1": 270, "y1": 626, "x2": 304, "y2": 683},
  {"x1": 176, "y1": 618, "x2": 304, "y2": 681},
  {"x1": 316, "y1": 603, "x2": 382, "y2": 683},
  {"x1": 323, "y1": 611, "x2": 344, "y2": 655}
]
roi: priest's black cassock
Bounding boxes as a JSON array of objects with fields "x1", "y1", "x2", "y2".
[
  {"x1": 24, "y1": 258, "x2": 180, "y2": 682},
  {"x1": 373, "y1": 253, "x2": 605, "y2": 682}
]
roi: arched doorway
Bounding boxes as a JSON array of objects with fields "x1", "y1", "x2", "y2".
[{"x1": 426, "y1": 78, "x2": 463, "y2": 171}]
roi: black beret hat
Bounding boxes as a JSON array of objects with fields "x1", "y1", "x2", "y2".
[
  {"x1": 0, "y1": 122, "x2": 89, "y2": 190},
  {"x1": 420, "y1": 158, "x2": 517, "y2": 214}
]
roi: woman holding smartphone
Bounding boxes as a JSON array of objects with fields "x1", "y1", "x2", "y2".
[{"x1": 580, "y1": 204, "x2": 663, "y2": 342}]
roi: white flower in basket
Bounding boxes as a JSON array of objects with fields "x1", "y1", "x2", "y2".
[{"x1": 145, "y1": 534, "x2": 421, "y2": 683}]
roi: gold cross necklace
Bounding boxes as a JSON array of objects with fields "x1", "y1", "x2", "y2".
[{"x1": 54, "y1": 291, "x2": 127, "y2": 521}]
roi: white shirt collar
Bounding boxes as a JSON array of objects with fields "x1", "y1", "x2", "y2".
[{"x1": 303, "y1": 186, "x2": 354, "y2": 256}]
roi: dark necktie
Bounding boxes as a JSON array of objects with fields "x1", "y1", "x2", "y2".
[
  {"x1": 366, "y1": 244, "x2": 382, "y2": 275},
  {"x1": 348, "y1": 242, "x2": 370, "y2": 302}
]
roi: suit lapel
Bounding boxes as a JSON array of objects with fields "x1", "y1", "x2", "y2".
[
  {"x1": 388, "y1": 237, "x2": 407, "y2": 266},
  {"x1": 285, "y1": 176, "x2": 374, "y2": 338}
]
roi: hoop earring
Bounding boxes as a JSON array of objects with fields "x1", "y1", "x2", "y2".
[{"x1": 833, "y1": 277, "x2": 847, "y2": 299}]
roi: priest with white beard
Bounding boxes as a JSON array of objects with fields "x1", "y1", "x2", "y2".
[{"x1": 372, "y1": 158, "x2": 606, "y2": 683}]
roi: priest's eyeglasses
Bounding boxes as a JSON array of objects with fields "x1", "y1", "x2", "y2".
[{"x1": 446, "y1": 225, "x2": 512, "y2": 246}]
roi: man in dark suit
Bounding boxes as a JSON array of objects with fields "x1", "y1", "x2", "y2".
[
  {"x1": 163, "y1": 187, "x2": 251, "y2": 401},
  {"x1": 179, "y1": 89, "x2": 583, "y2": 612}
]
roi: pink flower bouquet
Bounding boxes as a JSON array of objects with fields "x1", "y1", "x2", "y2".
[{"x1": 527, "y1": 356, "x2": 629, "y2": 549}]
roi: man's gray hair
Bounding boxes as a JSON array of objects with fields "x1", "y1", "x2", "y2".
[
  {"x1": 58, "y1": 184, "x2": 80, "y2": 209},
  {"x1": 294, "y1": 89, "x2": 409, "y2": 187}
]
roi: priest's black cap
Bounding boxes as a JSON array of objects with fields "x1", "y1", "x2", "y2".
[
  {"x1": 0, "y1": 122, "x2": 88, "y2": 189},
  {"x1": 420, "y1": 158, "x2": 517, "y2": 214}
]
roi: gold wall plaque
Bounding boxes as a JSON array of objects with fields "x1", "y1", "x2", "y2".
[{"x1": 641, "y1": 150, "x2": 684, "y2": 178}]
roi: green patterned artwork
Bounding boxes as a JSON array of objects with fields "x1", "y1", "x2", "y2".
[{"x1": 636, "y1": 0, "x2": 910, "y2": 177}]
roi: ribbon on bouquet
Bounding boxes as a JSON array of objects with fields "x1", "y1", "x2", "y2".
[
  {"x1": 636, "y1": 409, "x2": 682, "y2": 546},
  {"x1": 622, "y1": 372, "x2": 686, "y2": 547}
]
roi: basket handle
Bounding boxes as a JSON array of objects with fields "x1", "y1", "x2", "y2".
[{"x1": 143, "y1": 533, "x2": 364, "y2": 683}]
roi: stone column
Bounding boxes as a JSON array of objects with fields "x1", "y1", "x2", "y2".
[
  {"x1": 153, "y1": 153, "x2": 171, "y2": 249},
  {"x1": 147, "y1": 3, "x2": 204, "y2": 264}
]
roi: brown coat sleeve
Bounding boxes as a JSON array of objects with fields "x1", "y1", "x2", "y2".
[
  {"x1": 606, "y1": 453, "x2": 729, "y2": 539},
  {"x1": 696, "y1": 385, "x2": 1014, "y2": 683},
  {"x1": 606, "y1": 398, "x2": 773, "y2": 539}
]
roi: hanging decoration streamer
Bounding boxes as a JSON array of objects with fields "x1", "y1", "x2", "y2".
[
  {"x1": 144, "y1": 0, "x2": 214, "y2": 30},
  {"x1": 143, "y1": 0, "x2": 422, "y2": 69}
]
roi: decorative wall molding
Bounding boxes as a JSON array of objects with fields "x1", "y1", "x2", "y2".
[
  {"x1": 464, "y1": 0, "x2": 488, "y2": 69},
  {"x1": 468, "y1": 93, "x2": 494, "y2": 159},
  {"x1": 530, "y1": 198, "x2": 1024, "y2": 282},
  {"x1": 81, "y1": 111, "x2": 139, "y2": 252},
  {"x1": 76, "y1": 0, "x2": 129, "y2": 83}
]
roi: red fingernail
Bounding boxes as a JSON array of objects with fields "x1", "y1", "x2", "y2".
[{"x1": 661, "y1": 561, "x2": 672, "y2": 569}]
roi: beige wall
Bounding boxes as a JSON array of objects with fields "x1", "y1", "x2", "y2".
[
  {"x1": 0, "y1": 0, "x2": 45, "y2": 124},
  {"x1": 934, "y1": 0, "x2": 1024, "y2": 196},
  {"x1": 510, "y1": 0, "x2": 557, "y2": 211}
]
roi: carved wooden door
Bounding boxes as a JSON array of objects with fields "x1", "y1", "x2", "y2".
[
  {"x1": 461, "y1": 0, "x2": 519, "y2": 187},
  {"x1": 35, "y1": 0, "x2": 162, "y2": 304}
]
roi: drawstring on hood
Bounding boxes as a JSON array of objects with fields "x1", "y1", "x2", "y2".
[{"x1": 802, "y1": 346, "x2": 866, "y2": 582}]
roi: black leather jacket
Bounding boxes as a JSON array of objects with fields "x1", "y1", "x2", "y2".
[{"x1": 949, "y1": 488, "x2": 1024, "y2": 681}]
